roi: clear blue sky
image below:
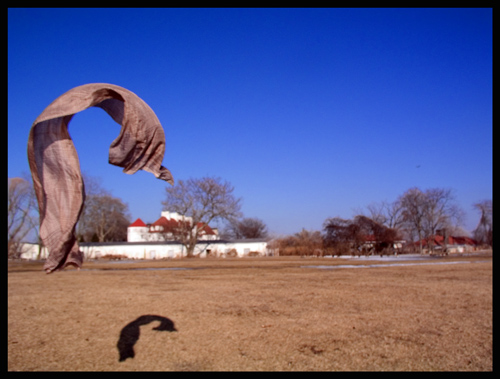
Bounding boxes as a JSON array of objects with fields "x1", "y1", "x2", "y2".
[{"x1": 8, "y1": 8, "x2": 492, "y2": 236}]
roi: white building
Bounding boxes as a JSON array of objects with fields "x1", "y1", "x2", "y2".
[
  {"x1": 127, "y1": 211, "x2": 219, "y2": 242},
  {"x1": 19, "y1": 211, "x2": 268, "y2": 261}
]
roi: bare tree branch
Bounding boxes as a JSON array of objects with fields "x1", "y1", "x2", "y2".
[
  {"x1": 8, "y1": 177, "x2": 37, "y2": 258},
  {"x1": 162, "y1": 177, "x2": 242, "y2": 257}
]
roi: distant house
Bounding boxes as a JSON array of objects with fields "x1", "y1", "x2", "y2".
[
  {"x1": 127, "y1": 211, "x2": 219, "y2": 242},
  {"x1": 415, "y1": 235, "x2": 478, "y2": 254},
  {"x1": 361, "y1": 234, "x2": 406, "y2": 254},
  {"x1": 127, "y1": 218, "x2": 149, "y2": 242}
]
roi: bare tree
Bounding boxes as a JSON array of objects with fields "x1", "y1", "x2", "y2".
[
  {"x1": 396, "y1": 188, "x2": 427, "y2": 252},
  {"x1": 81, "y1": 194, "x2": 130, "y2": 242},
  {"x1": 322, "y1": 217, "x2": 358, "y2": 256},
  {"x1": 267, "y1": 229, "x2": 322, "y2": 256},
  {"x1": 422, "y1": 188, "x2": 463, "y2": 252},
  {"x1": 161, "y1": 177, "x2": 242, "y2": 257},
  {"x1": 472, "y1": 200, "x2": 492, "y2": 247},
  {"x1": 352, "y1": 215, "x2": 400, "y2": 255},
  {"x1": 397, "y1": 187, "x2": 463, "y2": 253},
  {"x1": 225, "y1": 217, "x2": 269, "y2": 239},
  {"x1": 266, "y1": 234, "x2": 297, "y2": 256},
  {"x1": 365, "y1": 200, "x2": 404, "y2": 230},
  {"x1": 293, "y1": 228, "x2": 323, "y2": 256},
  {"x1": 8, "y1": 177, "x2": 37, "y2": 258},
  {"x1": 77, "y1": 174, "x2": 131, "y2": 242},
  {"x1": 323, "y1": 215, "x2": 400, "y2": 256}
]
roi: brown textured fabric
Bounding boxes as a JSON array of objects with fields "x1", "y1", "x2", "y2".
[{"x1": 27, "y1": 83, "x2": 174, "y2": 273}]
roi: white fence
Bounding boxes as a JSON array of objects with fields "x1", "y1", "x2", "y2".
[{"x1": 19, "y1": 239, "x2": 269, "y2": 260}]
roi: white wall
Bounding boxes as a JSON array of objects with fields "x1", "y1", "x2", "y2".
[
  {"x1": 19, "y1": 239, "x2": 269, "y2": 261},
  {"x1": 18, "y1": 243, "x2": 49, "y2": 260},
  {"x1": 81, "y1": 240, "x2": 269, "y2": 259},
  {"x1": 127, "y1": 226, "x2": 149, "y2": 242}
]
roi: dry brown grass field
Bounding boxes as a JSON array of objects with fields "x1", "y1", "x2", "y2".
[{"x1": 8, "y1": 254, "x2": 492, "y2": 371}]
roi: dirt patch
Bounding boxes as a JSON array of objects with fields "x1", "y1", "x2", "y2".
[{"x1": 8, "y1": 256, "x2": 492, "y2": 371}]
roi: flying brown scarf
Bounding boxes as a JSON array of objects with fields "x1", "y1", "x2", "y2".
[{"x1": 27, "y1": 83, "x2": 174, "y2": 273}]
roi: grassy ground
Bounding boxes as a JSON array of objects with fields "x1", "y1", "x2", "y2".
[{"x1": 8, "y1": 254, "x2": 492, "y2": 371}]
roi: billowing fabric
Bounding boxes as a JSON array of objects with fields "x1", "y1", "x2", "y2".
[{"x1": 27, "y1": 83, "x2": 174, "y2": 273}]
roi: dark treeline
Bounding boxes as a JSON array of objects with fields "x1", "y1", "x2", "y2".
[{"x1": 268, "y1": 187, "x2": 492, "y2": 257}]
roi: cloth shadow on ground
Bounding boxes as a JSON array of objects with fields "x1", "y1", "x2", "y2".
[{"x1": 117, "y1": 315, "x2": 177, "y2": 362}]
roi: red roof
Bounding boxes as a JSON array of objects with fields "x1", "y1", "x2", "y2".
[
  {"x1": 416, "y1": 235, "x2": 478, "y2": 247},
  {"x1": 197, "y1": 222, "x2": 216, "y2": 235},
  {"x1": 129, "y1": 218, "x2": 147, "y2": 227},
  {"x1": 362, "y1": 234, "x2": 376, "y2": 242},
  {"x1": 150, "y1": 216, "x2": 181, "y2": 233},
  {"x1": 151, "y1": 216, "x2": 169, "y2": 227},
  {"x1": 149, "y1": 217, "x2": 216, "y2": 235}
]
